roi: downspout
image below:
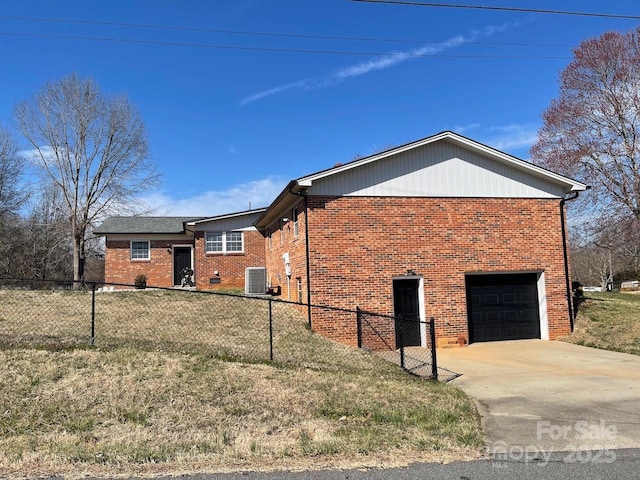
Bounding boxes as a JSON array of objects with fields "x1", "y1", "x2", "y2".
[
  {"x1": 560, "y1": 191, "x2": 580, "y2": 331},
  {"x1": 290, "y1": 187, "x2": 312, "y2": 329}
]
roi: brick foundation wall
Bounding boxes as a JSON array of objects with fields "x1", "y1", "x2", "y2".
[
  {"x1": 194, "y1": 230, "x2": 266, "y2": 290},
  {"x1": 300, "y1": 196, "x2": 570, "y2": 348}
]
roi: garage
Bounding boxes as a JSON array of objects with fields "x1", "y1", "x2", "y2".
[{"x1": 466, "y1": 273, "x2": 541, "y2": 343}]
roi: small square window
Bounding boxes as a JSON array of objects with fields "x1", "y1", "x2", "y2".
[
  {"x1": 131, "y1": 241, "x2": 150, "y2": 260},
  {"x1": 226, "y1": 232, "x2": 243, "y2": 252},
  {"x1": 205, "y1": 232, "x2": 223, "y2": 252}
]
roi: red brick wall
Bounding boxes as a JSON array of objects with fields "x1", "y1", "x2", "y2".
[
  {"x1": 104, "y1": 230, "x2": 266, "y2": 291},
  {"x1": 194, "y1": 230, "x2": 266, "y2": 290},
  {"x1": 263, "y1": 201, "x2": 307, "y2": 302},
  {"x1": 103, "y1": 239, "x2": 188, "y2": 288},
  {"x1": 294, "y1": 196, "x2": 570, "y2": 347}
]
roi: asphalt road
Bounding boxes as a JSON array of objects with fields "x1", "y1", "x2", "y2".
[{"x1": 102, "y1": 448, "x2": 640, "y2": 480}]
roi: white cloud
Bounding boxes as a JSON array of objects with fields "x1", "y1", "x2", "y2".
[
  {"x1": 451, "y1": 123, "x2": 540, "y2": 156},
  {"x1": 452, "y1": 123, "x2": 481, "y2": 135},
  {"x1": 240, "y1": 22, "x2": 517, "y2": 105},
  {"x1": 18, "y1": 146, "x2": 57, "y2": 164},
  {"x1": 138, "y1": 176, "x2": 287, "y2": 217},
  {"x1": 487, "y1": 124, "x2": 540, "y2": 153}
]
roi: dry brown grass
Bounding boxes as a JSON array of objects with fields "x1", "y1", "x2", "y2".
[
  {"x1": 0, "y1": 289, "x2": 483, "y2": 478},
  {"x1": 561, "y1": 292, "x2": 640, "y2": 355}
]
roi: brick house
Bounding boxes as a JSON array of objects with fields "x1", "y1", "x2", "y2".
[
  {"x1": 94, "y1": 209, "x2": 266, "y2": 289},
  {"x1": 96, "y1": 131, "x2": 587, "y2": 348}
]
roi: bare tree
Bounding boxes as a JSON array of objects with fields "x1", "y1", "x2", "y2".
[
  {"x1": 14, "y1": 73, "x2": 160, "y2": 285},
  {"x1": 0, "y1": 124, "x2": 29, "y2": 275},
  {"x1": 531, "y1": 28, "x2": 640, "y2": 224},
  {"x1": 571, "y1": 244, "x2": 613, "y2": 290},
  {"x1": 0, "y1": 124, "x2": 28, "y2": 217},
  {"x1": 570, "y1": 214, "x2": 640, "y2": 288},
  {"x1": 21, "y1": 184, "x2": 73, "y2": 280}
]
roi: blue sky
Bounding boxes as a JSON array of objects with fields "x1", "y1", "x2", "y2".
[{"x1": 1, "y1": 1, "x2": 638, "y2": 216}]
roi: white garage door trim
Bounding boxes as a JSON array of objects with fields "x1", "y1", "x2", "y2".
[
  {"x1": 538, "y1": 272, "x2": 549, "y2": 340},
  {"x1": 465, "y1": 270, "x2": 549, "y2": 342}
]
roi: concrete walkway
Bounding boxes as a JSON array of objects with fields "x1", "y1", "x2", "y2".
[{"x1": 437, "y1": 340, "x2": 640, "y2": 453}]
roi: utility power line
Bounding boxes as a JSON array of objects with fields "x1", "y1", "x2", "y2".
[
  {"x1": 0, "y1": 31, "x2": 571, "y2": 59},
  {"x1": 351, "y1": 0, "x2": 640, "y2": 20},
  {"x1": 0, "y1": 14, "x2": 570, "y2": 47}
]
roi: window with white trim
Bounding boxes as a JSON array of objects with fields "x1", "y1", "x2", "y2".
[
  {"x1": 296, "y1": 277, "x2": 303, "y2": 303},
  {"x1": 292, "y1": 207, "x2": 299, "y2": 237},
  {"x1": 280, "y1": 219, "x2": 285, "y2": 244},
  {"x1": 226, "y1": 232, "x2": 243, "y2": 252},
  {"x1": 205, "y1": 231, "x2": 244, "y2": 253},
  {"x1": 131, "y1": 241, "x2": 150, "y2": 260}
]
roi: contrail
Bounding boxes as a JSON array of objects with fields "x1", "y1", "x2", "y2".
[{"x1": 240, "y1": 22, "x2": 516, "y2": 105}]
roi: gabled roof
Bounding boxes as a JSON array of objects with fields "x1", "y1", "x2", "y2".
[
  {"x1": 95, "y1": 209, "x2": 269, "y2": 235},
  {"x1": 94, "y1": 216, "x2": 197, "y2": 235},
  {"x1": 255, "y1": 131, "x2": 589, "y2": 228},
  {"x1": 296, "y1": 131, "x2": 587, "y2": 190}
]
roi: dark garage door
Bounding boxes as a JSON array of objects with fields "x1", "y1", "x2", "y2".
[{"x1": 466, "y1": 273, "x2": 540, "y2": 343}]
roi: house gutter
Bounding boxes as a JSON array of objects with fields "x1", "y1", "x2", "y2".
[
  {"x1": 290, "y1": 186, "x2": 312, "y2": 329},
  {"x1": 560, "y1": 190, "x2": 581, "y2": 332}
]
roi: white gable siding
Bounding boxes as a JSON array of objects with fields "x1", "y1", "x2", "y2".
[
  {"x1": 306, "y1": 141, "x2": 567, "y2": 199},
  {"x1": 194, "y1": 214, "x2": 263, "y2": 233}
]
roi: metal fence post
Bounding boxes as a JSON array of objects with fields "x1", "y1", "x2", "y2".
[
  {"x1": 398, "y1": 319, "x2": 405, "y2": 370},
  {"x1": 90, "y1": 282, "x2": 96, "y2": 346},
  {"x1": 356, "y1": 307, "x2": 362, "y2": 348},
  {"x1": 430, "y1": 317, "x2": 437, "y2": 380},
  {"x1": 269, "y1": 298, "x2": 274, "y2": 361}
]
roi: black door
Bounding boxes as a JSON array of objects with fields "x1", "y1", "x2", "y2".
[
  {"x1": 467, "y1": 273, "x2": 540, "y2": 343},
  {"x1": 393, "y1": 278, "x2": 421, "y2": 348},
  {"x1": 173, "y1": 247, "x2": 192, "y2": 285}
]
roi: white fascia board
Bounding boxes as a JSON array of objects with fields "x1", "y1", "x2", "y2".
[{"x1": 186, "y1": 208, "x2": 267, "y2": 226}]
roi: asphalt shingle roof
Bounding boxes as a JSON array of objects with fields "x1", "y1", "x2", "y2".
[{"x1": 94, "y1": 217, "x2": 198, "y2": 235}]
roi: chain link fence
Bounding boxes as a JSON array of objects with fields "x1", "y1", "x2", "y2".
[
  {"x1": 357, "y1": 309, "x2": 460, "y2": 382},
  {"x1": 0, "y1": 277, "x2": 455, "y2": 380}
]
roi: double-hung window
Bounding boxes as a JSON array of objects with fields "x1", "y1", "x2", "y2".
[
  {"x1": 205, "y1": 232, "x2": 223, "y2": 252},
  {"x1": 131, "y1": 241, "x2": 150, "y2": 260},
  {"x1": 205, "y1": 231, "x2": 244, "y2": 253},
  {"x1": 226, "y1": 232, "x2": 243, "y2": 252}
]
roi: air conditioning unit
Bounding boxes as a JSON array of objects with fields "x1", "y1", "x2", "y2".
[{"x1": 245, "y1": 267, "x2": 267, "y2": 295}]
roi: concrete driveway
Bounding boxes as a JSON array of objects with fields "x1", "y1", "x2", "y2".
[{"x1": 437, "y1": 340, "x2": 640, "y2": 454}]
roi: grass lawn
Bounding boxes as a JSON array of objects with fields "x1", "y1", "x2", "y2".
[
  {"x1": 0, "y1": 289, "x2": 483, "y2": 478},
  {"x1": 561, "y1": 291, "x2": 640, "y2": 355}
]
